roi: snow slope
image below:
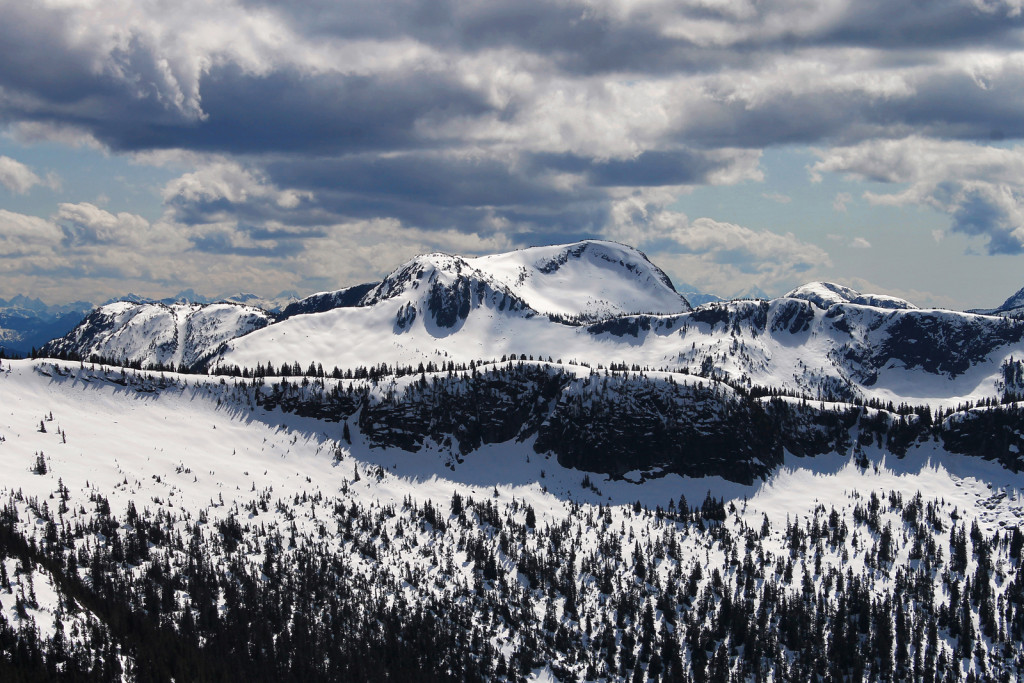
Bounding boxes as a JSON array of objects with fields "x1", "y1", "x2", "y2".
[
  {"x1": 2, "y1": 358, "x2": 1020, "y2": 528},
  {"x1": 467, "y1": 241, "x2": 690, "y2": 319},
  {"x1": 43, "y1": 301, "x2": 272, "y2": 369},
  {"x1": 3, "y1": 358, "x2": 1024, "y2": 680},
  {"x1": 216, "y1": 292, "x2": 1024, "y2": 411},
  {"x1": 784, "y1": 281, "x2": 917, "y2": 310}
]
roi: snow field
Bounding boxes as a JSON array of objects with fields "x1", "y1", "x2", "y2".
[{"x1": 3, "y1": 358, "x2": 1024, "y2": 679}]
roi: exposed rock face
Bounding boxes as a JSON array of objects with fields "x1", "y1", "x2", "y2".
[
  {"x1": 249, "y1": 362, "x2": 1024, "y2": 484},
  {"x1": 278, "y1": 283, "x2": 377, "y2": 319}
]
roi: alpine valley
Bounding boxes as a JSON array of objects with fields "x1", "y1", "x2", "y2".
[{"x1": 3, "y1": 240, "x2": 1024, "y2": 682}]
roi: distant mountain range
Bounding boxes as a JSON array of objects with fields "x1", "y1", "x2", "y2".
[
  {"x1": 0, "y1": 289, "x2": 299, "y2": 357},
  {"x1": 0, "y1": 295, "x2": 94, "y2": 357},
  {"x1": 101, "y1": 289, "x2": 302, "y2": 312}
]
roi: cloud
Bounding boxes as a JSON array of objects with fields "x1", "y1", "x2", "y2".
[
  {"x1": 0, "y1": 156, "x2": 53, "y2": 194},
  {"x1": 162, "y1": 160, "x2": 313, "y2": 225},
  {"x1": 535, "y1": 148, "x2": 760, "y2": 188},
  {"x1": 0, "y1": 209, "x2": 62, "y2": 252},
  {"x1": 666, "y1": 217, "x2": 830, "y2": 271},
  {"x1": 3, "y1": 0, "x2": 1024, "y2": 302},
  {"x1": 762, "y1": 192, "x2": 792, "y2": 204},
  {"x1": 850, "y1": 237, "x2": 872, "y2": 248},
  {"x1": 57, "y1": 203, "x2": 156, "y2": 247},
  {"x1": 811, "y1": 137, "x2": 1024, "y2": 253},
  {"x1": 5, "y1": 0, "x2": 1024, "y2": 160},
  {"x1": 601, "y1": 191, "x2": 831, "y2": 295},
  {"x1": 832, "y1": 192, "x2": 852, "y2": 212}
]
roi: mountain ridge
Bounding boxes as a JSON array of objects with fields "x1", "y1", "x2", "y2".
[{"x1": 40, "y1": 242, "x2": 1024, "y2": 415}]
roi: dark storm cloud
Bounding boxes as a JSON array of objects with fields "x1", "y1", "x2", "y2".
[
  {"x1": 4, "y1": 0, "x2": 1023, "y2": 155},
  {"x1": 166, "y1": 193, "x2": 328, "y2": 231},
  {"x1": 266, "y1": 154, "x2": 570, "y2": 208},
  {"x1": 137, "y1": 65, "x2": 492, "y2": 155},
  {"x1": 945, "y1": 186, "x2": 1024, "y2": 255},
  {"x1": 5, "y1": 62, "x2": 492, "y2": 156},
  {"x1": 244, "y1": 0, "x2": 1024, "y2": 74},
  {"x1": 0, "y1": 3, "x2": 107, "y2": 103},
  {"x1": 189, "y1": 231, "x2": 309, "y2": 257},
  {"x1": 4, "y1": 0, "x2": 1023, "y2": 143},
  {"x1": 668, "y1": 58, "x2": 1024, "y2": 150},
  {"x1": 895, "y1": 70, "x2": 1024, "y2": 142},
  {"x1": 262, "y1": 153, "x2": 612, "y2": 235},
  {"x1": 812, "y1": 0, "x2": 1024, "y2": 50},
  {"x1": 240, "y1": 0, "x2": 722, "y2": 75},
  {"x1": 246, "y1": 147, "x2": 744, "y2": 237},
  {"x1": 159, "y1": 150, "x2": 614, "y2": 239}
]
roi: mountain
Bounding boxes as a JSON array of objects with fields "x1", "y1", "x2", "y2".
[
  {"x1": 465, "y1": 241, "x2": 691, "y2": 319},
  {"x1": 217, "y1": 290, "x2": 1022, "y2": 411},
  {"x1": 281, "y1": 241, "x2": 689, "y2": 323},
  {"x1": 730, "y1": 284, "x2": 771, "y2": 301},
  {"x1": 44, "y1": 244, "x2": 1024, "y2": 413},
  {"x1": 103, "y1": 289, "x2": 300, "y2": 313},
  {"x1": 213, "y1": 242, "x2": 691, "y2": 375},
  {"x1": 680, "y1": 290, "x2": 723, "y2": 307},
  {"x1": 9, "y1": 243, "x2": 1024, "y2": 681},
  {"x1": 999, "y1": 285, "x2": 1024, "y2": 316},
  {"x1": 784, "y1": 281, "x2": 917, "y2": 310},
  {"x1": 0, "y1": 296, "x2": 93, "y2": 356},
  {"x1": 279, "y1": 282, "x2": 379, "y2": 319},
  {"x1": 0, "y1": 288, "x2": 296, "y2": 359},
  {"x1": 671, "y1": 280, "x2": 726, "y2": 307},
  {"x1": 35, "y1": 248, "x2": 1024, "y2": 495},
  {"x1": 42, "y1": 300, "x2": 274, "y2": 369}
]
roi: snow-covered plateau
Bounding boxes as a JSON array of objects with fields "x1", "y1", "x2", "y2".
[{"x1": 4, "y1": 240, "x2": 1024, "y2": 681}]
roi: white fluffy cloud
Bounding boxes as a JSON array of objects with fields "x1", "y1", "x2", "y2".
[
  {"x1": 832, "y1": 192, "x2": 852, "y2": 212},
  {"x1": 0, "y1": 156, "x2": 51, "y2": 194},
  {"x1": 0, "y1": 209, "x2": 62, "y2": 252},
  {"x1": 301, "y1": 219, "x2": 518, "y2": 287},
  {"x1": 603, "y1": 191, "x2": 831, "y2": 296},
  {"x1": 811, "y1": 138, "x2": 1024, "y2": 253},
  {"x1": 57, "y1": 203, "x2": 152, "y2": 245},
  {"x1": 162, "y1": 161, "x2": 313, "y2": 219}
]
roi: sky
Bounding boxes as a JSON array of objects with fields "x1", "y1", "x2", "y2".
[{"x1": 1, "y1": 0, "x2": 1024, "y2": 310}]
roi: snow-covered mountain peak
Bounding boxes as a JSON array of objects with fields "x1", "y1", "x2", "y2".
[
  {"x1": 360, "y1": 253, "x2": 461, "y2": 305},
  {"x1": 303, "y1": 240, "x2": 690, "y2": 323},
  {"x1": 467, "y1": 240, "x2": 690, "y2": 320},
  {"x1": 100, "y1": 300, "x2": 138, "y2": 316},
  {"x1": 785, "y1": 281, "x2": 916, "y2": 310},
  {"x1": 353, "y1": 250, "x2": 534, "y2": 332},
  {"x1": 360, "y1": 252, "x2": 518, "y2": 305},
  {"x1": 43, "y1": 300, "x2": 273, "y2": 369}
]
